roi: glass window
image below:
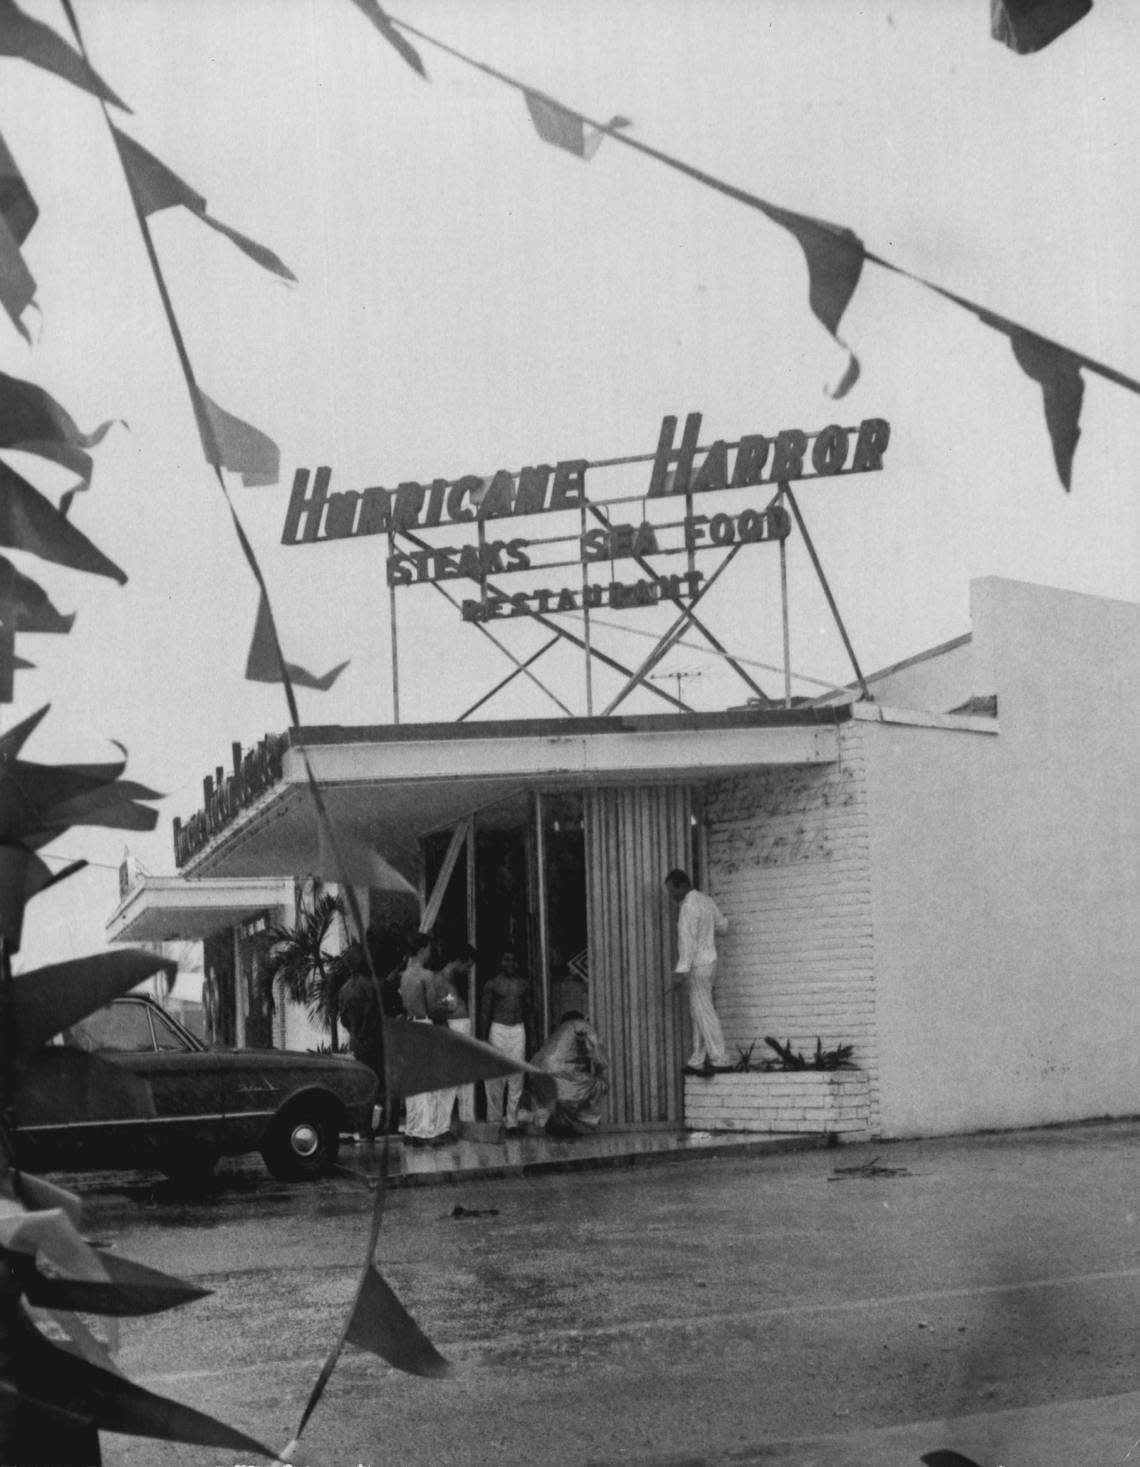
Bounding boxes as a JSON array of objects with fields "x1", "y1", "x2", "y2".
[
  {"x1": 68, "y1": 1001, "x2": 154, "y2": 1053},
  {"x1": 150, "y1": 1006, "x2": 190, "y2": 1052}
]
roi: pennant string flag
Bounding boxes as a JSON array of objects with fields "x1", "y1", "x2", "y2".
[
  {"x1": 348, "y1": 0, "x2": 427, "y2": 77},
  {"x1": 1006, "y1": 328, "x2": 1084, "y2": 491},
  {"x1": 523, "y1": 92, "x2": 630, "y2": 161},
  {"x1": 991, "y1": 0, "x2": 1092, "y2": 54},
  {"x1": 198, "y1": 391, "x2": 280, "y2": 487},
  {"x1": 0, "y1": 0, "x2": 129, "y2": 110},
  {"x1": 245, "y1": 587, "x2": 349, "y2": 692},
  {"x1": 389, "y1": 9, "x2": 1140, "y2": 476},
  {"x1": 344, "y1": 1265, "x2": 453, "y2": 1378},
  {"x1": 904, "y1": 270, "x2": 1137, "y2": 490},
  {"x1": 110, "y1": 126, "x2": 296, "y2": 282},
  {"x1": 394, "y1": 15, "x2": 868, "y2": 392},
  {"x1": 753, "y1": 201, "x2": 864, "y2": 396}
]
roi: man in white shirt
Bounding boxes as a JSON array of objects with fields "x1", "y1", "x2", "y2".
[{"x1": 665, "y1": 868, "x2": 730, "y2": 1075}]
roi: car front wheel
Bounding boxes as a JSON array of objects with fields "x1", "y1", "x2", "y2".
[{"x1": 260, "y1": 1102, "x2": 340, "y2": 1181}]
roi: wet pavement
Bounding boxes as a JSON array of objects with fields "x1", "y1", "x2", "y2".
[
  {"x1": 54, "y1": 1119, "x2": 1140, "y2": 1466},
  {"x1": 53, "y1": 1123, "x2": 827, "y2": 1216}
]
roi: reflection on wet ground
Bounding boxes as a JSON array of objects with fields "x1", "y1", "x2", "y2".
[{"x1": 47, "y1": 1125, "x2": 823, "y2": 1217}]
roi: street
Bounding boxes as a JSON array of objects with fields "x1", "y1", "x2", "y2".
[{"x1": 78, "y1": 1122, "x2": 1140, "y2": 1467}]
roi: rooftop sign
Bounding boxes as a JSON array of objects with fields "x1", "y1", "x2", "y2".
[{"x1": 279, "y1": 409, "x2": 890, "y2": 627}]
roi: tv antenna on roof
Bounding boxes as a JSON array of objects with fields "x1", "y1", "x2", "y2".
[{"x1": 649, "y1": 668, "x2": 702, "y2": 708}]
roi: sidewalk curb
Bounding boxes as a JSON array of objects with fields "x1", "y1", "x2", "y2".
[{"x1": 382, "y1": 1130, "x2": 831, "y2": 1189}]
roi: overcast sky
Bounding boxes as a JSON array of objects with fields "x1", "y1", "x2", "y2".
[{"x1": 4, "y1": 0, "x2": 1138, "y2": 967}]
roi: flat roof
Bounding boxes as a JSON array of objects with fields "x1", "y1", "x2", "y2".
[
  {"x1": 178, "y1": 706, "x2": 852, "y2": 882},
  {"x1": 107, "y1": 876, "x2": 295, "y2": 944}
]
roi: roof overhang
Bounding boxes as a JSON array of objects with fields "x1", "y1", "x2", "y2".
[
  {"x1": 107, "y1": 876, "x2": 296, "y2": 944},
  {"x1": 180, "y1": 709, "x2": 848, "y2": 882}
]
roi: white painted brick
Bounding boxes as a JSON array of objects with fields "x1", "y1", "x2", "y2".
[{"x1": 703, "y1": 723, "x2": 880, "y2": 1135}]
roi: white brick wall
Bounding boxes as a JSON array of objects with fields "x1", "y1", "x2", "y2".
[
  {"x1": 703, "y1": 723, "x2": 880, "y2": 1133},
  {"x1": 684, "y1": 1070, "x2": 871, "y2": 1135}
]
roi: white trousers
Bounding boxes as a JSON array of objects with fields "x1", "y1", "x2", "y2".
[
  {"x1": 448, "y1": 1017, "x2": 475, "y2": 1122},
  {"x1": 404, "y1": 1018, "x2": 454, "y2": 1139},
  {"x1": 485, "y1": 1022, "x2": 526, "y2": 1126},
  {"x1": 685, "y1": 961, "x2": 727, "y2": 1066}
]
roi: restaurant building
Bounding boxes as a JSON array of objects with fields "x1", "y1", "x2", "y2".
[{"x1": 108, "y1": 575, "x2": 1140, "y2": 1142}]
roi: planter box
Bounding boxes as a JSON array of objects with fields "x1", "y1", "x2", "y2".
[{"x1": 683, "y1": 1069, "x2": 870, "y2": 1137}]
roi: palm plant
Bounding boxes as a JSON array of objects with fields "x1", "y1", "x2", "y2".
[{"x1": 262, "y1": 892, "x2": 351, "y2": 1052}]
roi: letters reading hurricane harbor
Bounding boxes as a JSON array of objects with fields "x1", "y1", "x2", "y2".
[{"x1": 279, "y1": 410, "x2": 891, "y2": 624}]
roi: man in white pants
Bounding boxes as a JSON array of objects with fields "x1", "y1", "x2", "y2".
[
  {"x1": 478, "y1": 950, "x2": 532, "y2": 1136},
  {"x1": 665, "y1": 868, "x2": 730, "y2": 1076},
  {"x1": 399, "y1": 934, "x2": 456, "y2": 1146},
  {"x1": 436, "y1": 946, "x2": 477, "y2": 1124}
]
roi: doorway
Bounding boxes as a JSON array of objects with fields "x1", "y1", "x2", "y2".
[{"x1": 422, "y1": 781, "x2": 694, "y2": 1127}]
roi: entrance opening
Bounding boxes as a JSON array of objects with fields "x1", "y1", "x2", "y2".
[{"x1": 421, "y1": 781, "x2": 693, "y2": 1128}]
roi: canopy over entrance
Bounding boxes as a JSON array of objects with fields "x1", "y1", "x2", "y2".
[
  {"x1": 174, "y1": 707, "x2": 849, "y2": 885},
  {"x1": 107, "y1": 876, "x2": 296, "y2": 944}
]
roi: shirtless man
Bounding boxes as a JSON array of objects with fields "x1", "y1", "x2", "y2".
[{"x1": 478, "y1": 950, "x2": 533, "y2": 1136}]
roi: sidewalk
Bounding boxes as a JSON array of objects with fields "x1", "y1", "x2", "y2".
[{"x1": 345, "y1": 1123, "x2": 831, "y2": 1187}]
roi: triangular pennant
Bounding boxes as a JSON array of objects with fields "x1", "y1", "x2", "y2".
[
  {"x1": 525, "y1": 93, "x2": 586, "y2": 154},
  {"x1": 6, "y1": 1304, "x2": 278, "y2": 1456},
  {"x1": 198, "y1": 391, "x2": 279, "y2": 486},
  {"x1": 348, "y1": 0, "x2": 427, "y2": 77},
  {"x1": 10, "y1": 949, "x2": 176, "y2": 1051},
  {"x1": 11, "y1": 1248, "x2": 210, "y2": 1317},
  {"x1": 1007, "y1": 326, "x2": 1084, "y2": 490},
  {"x1": 759, "y1": 202, "x2": 864, "y2": 398},
  {"x1": 112, "y1": 127, "x2": 295, "y2": 281},
  {"x1": 0, "y1": 0, "x2": 129, "y2": 109},
  {"x1": 0, "y1": 461, "x2": 125, "y2": 582},
  {"x1": 345, "y1": 1264, "x2": 452, "y2": 1377},
  {"x1": 0, "y1": 209, "x2": 35, "y2": 341},
  {"x1": 386, "y1": 1019, "x2": 557, "y2": 1104},
  {"x1": 0, "y1": 558, "x2": 74, "y2": 633},
  {"x1": 244, "y1": 589, "x2": 348, "y2": 691},
  {"x1": 0, "y1": 130, "x2": 37, "y2": 244},
  {"x1": 991, "y1": 0, "x2": 1092, "y2": 54},
  {"x1": 921, "y1": 1454, "x2": 984, "y2": 1467}
]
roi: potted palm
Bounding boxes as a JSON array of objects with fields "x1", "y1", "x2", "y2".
[
  {"x1": 262, "y1": 892, "x2": 352, "y2": 1051},
  {"x1": 684, "y1": 1036, "x2": 871, "y2": 1138}
]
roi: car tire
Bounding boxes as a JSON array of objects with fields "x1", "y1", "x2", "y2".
[{"x1": 260, "y1": 1101, "x2": 341, "y2": 1181}]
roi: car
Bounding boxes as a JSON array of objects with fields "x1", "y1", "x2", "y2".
[{"x1": 13, "y1": 994, "x2": 378, "y2": 1183}]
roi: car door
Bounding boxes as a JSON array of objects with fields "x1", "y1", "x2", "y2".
[{"x1": 121, "y1": 1000, "x2": 227, "y2": 1161}]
